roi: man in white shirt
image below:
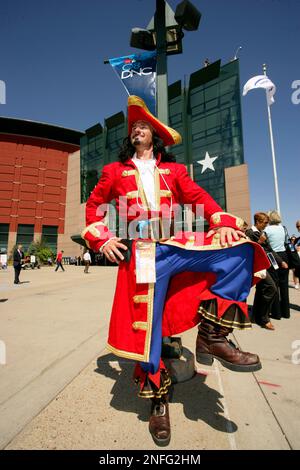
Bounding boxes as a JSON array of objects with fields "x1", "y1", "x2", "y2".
[{"x1": 83, "y1": 250, "x2": 91, "y2": 274}]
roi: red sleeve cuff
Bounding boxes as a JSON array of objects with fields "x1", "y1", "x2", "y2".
[
  {"x1": 209, "y1": 212, "x2": 245, "y2": 231},
  {"x1": 81, "y1": 222, "x2": 114, "y2": 252}
]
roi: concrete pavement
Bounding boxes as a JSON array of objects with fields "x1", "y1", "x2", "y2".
[{"x1": 0, "y1": 265, "x2": 299, "y2": 450}]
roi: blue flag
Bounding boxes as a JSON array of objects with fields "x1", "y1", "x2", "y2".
[{"x1": 108, "y1": 52, "x2": 157, "y2": 115}]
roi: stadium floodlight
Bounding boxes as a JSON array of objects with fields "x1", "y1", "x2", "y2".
[
  {"x1": 174, "y1": 0, "x2": 201, "y2": 31},
  {"x1": 130, "y1": 28, "x2": 156, "y2": 51}
]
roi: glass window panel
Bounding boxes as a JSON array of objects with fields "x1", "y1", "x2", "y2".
[
  {"x1": 42, "y1": 225, "x2": 58, "y2": 252},
  {"x1": 0, "y1": 223, "x2": 9, "y2": 251},
  {"x1": 17, "y1": 224, "x2": 34, "y2": 251}
]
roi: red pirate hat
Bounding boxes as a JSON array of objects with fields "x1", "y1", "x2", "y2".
[{"x1": 127, "y1": 95, "x2": 182, "y2": 146}]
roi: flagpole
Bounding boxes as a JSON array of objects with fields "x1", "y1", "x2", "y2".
[{"x1": 263, "y1": 63, "x2": 281, "y2": 214}]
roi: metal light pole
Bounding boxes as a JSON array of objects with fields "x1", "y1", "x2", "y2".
[
  {"x1": 155, "y1": 0, "x2": 169, "y2": 124},
  {"x1": 263, "y1": 63, "x2": 281, "y2": 214}
]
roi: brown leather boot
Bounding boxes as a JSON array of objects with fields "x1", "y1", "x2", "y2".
[
  {"x1": 196, "y1": 319, "x2": 262, "y2": 372},
  {"x1": 149, "y1": 396, "x2": 171, "y2": 446}
]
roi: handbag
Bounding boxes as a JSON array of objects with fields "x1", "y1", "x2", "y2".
[{"x1": 284, "y1": 226, "x2": 300, "y2": 269}]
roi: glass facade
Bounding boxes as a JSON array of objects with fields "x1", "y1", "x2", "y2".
[
  {"x1": 80, "y1": 114, "x2": 126, "y2": 203},
  {"x1": 0, "y1": 223, "x2": 9, "y2": 252},
  {"x1": 80, "y1": 124, "x2": 105, "y2": 203},
  {"x1": 42, "y1": 225, "x2": 58, "y2": 252},
  {"x1": 188, "y1": 60, "x2": 244, "y2": 210},
  {"x1": 16, "y1": 224, "x2": 34, "y2": 251},
  {"x1": 80, "y1": 60, "x2": 244, "y2": 212}
]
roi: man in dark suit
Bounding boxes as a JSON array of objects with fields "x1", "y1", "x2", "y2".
[{"x1": 13, "y1": 244, "x2": 24, "y2": 284}]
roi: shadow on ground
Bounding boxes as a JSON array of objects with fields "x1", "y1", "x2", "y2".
[
  {"x1": 95, "y1": 353, "x2": 237, "y2": 434},
  {"x1": 290, "y1": 303, "x2": 300, "y2": 312}
]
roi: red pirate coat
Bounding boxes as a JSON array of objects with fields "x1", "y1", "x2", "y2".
[
  {"x1": 105, "y1": 236, "x2": 269, "y2": 363},
  {"x1": 82, "y1": 154, "x2": 269, "y2": 362},
  {"x1": 83, "y1": 154, "x2": 243, "y2": 249}
]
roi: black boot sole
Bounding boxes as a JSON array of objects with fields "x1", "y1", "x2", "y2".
[
  {"x1": 149, "y1": 429, "x2": 171, "y2": 447},
  {"x1": 196, "y1": 352, "x2": 262, "y2": 372}
]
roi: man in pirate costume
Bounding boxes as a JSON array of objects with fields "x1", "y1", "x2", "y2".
[{"x1": 82, "y1": 95, "x2": 269, "y2": 446}]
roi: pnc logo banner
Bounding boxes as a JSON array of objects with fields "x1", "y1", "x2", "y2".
[{"x1": 108, "y1": 52, "x2": 157, "y2": 115}]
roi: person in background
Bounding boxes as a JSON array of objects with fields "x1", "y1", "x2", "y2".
[
  {"x1": 55, "y1": 250, "x2": 65, "y2": 272},
  {"x1": 246, "y1": 212, "x2": 285, "y2": 330},
  {"x1": 296, "y1": 220, "x2": 300, "y2": 242},
  {"x1": 13, "y1": 244, "x2": 24, "y2": 284},
  {"x1": 264, "y1": 211, "x2": 290, "y2": 319},
  {"x1": 83, "y1": 249, "x2": 91, "y2": 274},
  {"x1": 295, "y1": 221, "x2": 300, "y2": 287},
  {"x1": 290, "y1": 235, "x2": 300, "y2": 289},
  {"x1": 0, "y1": 252, "x2": 8, "y2": 270}
]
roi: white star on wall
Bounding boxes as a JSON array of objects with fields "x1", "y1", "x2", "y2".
[{"x1": 197, "y1": 151, "x2": 218, "y2": 174}]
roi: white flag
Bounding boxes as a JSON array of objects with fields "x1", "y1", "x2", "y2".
[{"x1": 243, "y1": 75, "x2": 276, "y2": 105}]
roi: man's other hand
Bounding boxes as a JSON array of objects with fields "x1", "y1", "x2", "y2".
[{"x1": 102, "y1": 238, "x2": 128, "y2": 263}]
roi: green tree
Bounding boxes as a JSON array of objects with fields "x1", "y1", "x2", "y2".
[{"x1": 27, "y1": 239, "x2": 55, "y2": 265}]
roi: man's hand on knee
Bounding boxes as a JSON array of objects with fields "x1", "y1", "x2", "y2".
[{"x1": 206, "y1": 227, "x2": 246, "y2": 247}]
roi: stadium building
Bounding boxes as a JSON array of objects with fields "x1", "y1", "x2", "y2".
[{"x1": 0, "y1": 59, "x2": 251, "y2": 259}]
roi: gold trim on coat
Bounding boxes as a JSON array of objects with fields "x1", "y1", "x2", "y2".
[
  {"x1": 210, "y1": 211, "x2": 245, "y2": 229},
  {"x1": 132, "y1": 321, "x2": 148, "y2": 331},
  {"x1": 134, "y1": 170, "x2": 150, "y2": 210},
  {"x1": 160, "y1": 237, "x2": 249, "y2": 251},
  {"x1": 107, "y1": 279, "x2": 155, "y2": 363},
  {"x1": 199, "y1": 306, "x2": 252, "y2": 329},
  {"x1": 160, "y1": 190, "x2": 172, "y2": 198},
  {"x1": 81, "y1": 221, "x2": 106, "y2": 239},
  {"x1": 133, "y1": 295, "x2": 149, "y2": 303},
  {"x1": 122, "y1": 170, "x2": 136, "y2": 177},
  {"x1": 126, "y1": 190, "x2": 139, "y2": 200},
  {"x1": 106, "y1": 343, "x2": 146, "y2": 362}
]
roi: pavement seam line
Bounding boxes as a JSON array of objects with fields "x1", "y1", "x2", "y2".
[
  {"x1": 213, "y1": 361, "x2": 237, "y2": 450},
  {"x1": 3, "y1": 345, "x2": 109, "y2": 450},
  {"x1": 0, "y1": 331, "x2": 100, "y2": 408},
  {"x1": 232, "y1": 331, "x2": 293, "y2": 450}
]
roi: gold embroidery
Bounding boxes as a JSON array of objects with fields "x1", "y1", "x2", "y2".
[
  {"x1": 160, "y1": 190, "x2": 172, "y2": 197},
  {"x1": 132, "y1": 321, "x2": 148, "y2": 331},
  {"x1": 211, "y1": 213, "x2": 221, "y2": 225},
  {"x1": 158, "y1": 168, "x2": 171, "y2": 175},
  {"x1": 199, "y1": 306, "x2": 252, "y2": 329},
  {"x1": 138, "y1": 377, "x2": 172, "y2": 399},
  {"x1": 122, "y1": 170, "x2": 136, "y2": 177},
  {"x1": 106, "y1": 281, "x2": 155, "y2": 363},
  {"x1": 126, "y1": 190, "x2": 139, "y2": 200},
  {"x1": 81, "y1": 221, "x2": 106, "y2": 239},
  {"x1": 133, "y1": 295, "x2": 149, "y2": 303},
  {"x1": 235, "y1": 216, "x2": 245, "y2": 229},
  {"x1": 144, "y1": 283, "x2": 155, "y2": 362},
  {"x1": 106, "y1": 343, "x2": 146, "y2": 362},
  {"x1": 160, "y1": 237, "x2": 249, "y2": 251},
  {"x1": 134, "y1": 171, "x2": 149, "y2": 209},
  {"x1": 210, "y1": 211, "x2": 245, "y2": 229}
]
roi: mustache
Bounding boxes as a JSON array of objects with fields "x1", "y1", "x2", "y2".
[
  {"x1": 133, "y1": 137, "x2": 141, "y2": 146},
  {"x1": 132, "y1": 134, "x2": 141, "y2": 144}
]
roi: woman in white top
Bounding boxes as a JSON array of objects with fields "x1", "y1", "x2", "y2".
[{"x1": 265, "y1": 211, "x2": 290, "y2": 319}]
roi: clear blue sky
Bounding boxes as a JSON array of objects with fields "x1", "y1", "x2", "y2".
[{"x1": 1, "y1": 0, "x2": 299, "y2": 234}]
